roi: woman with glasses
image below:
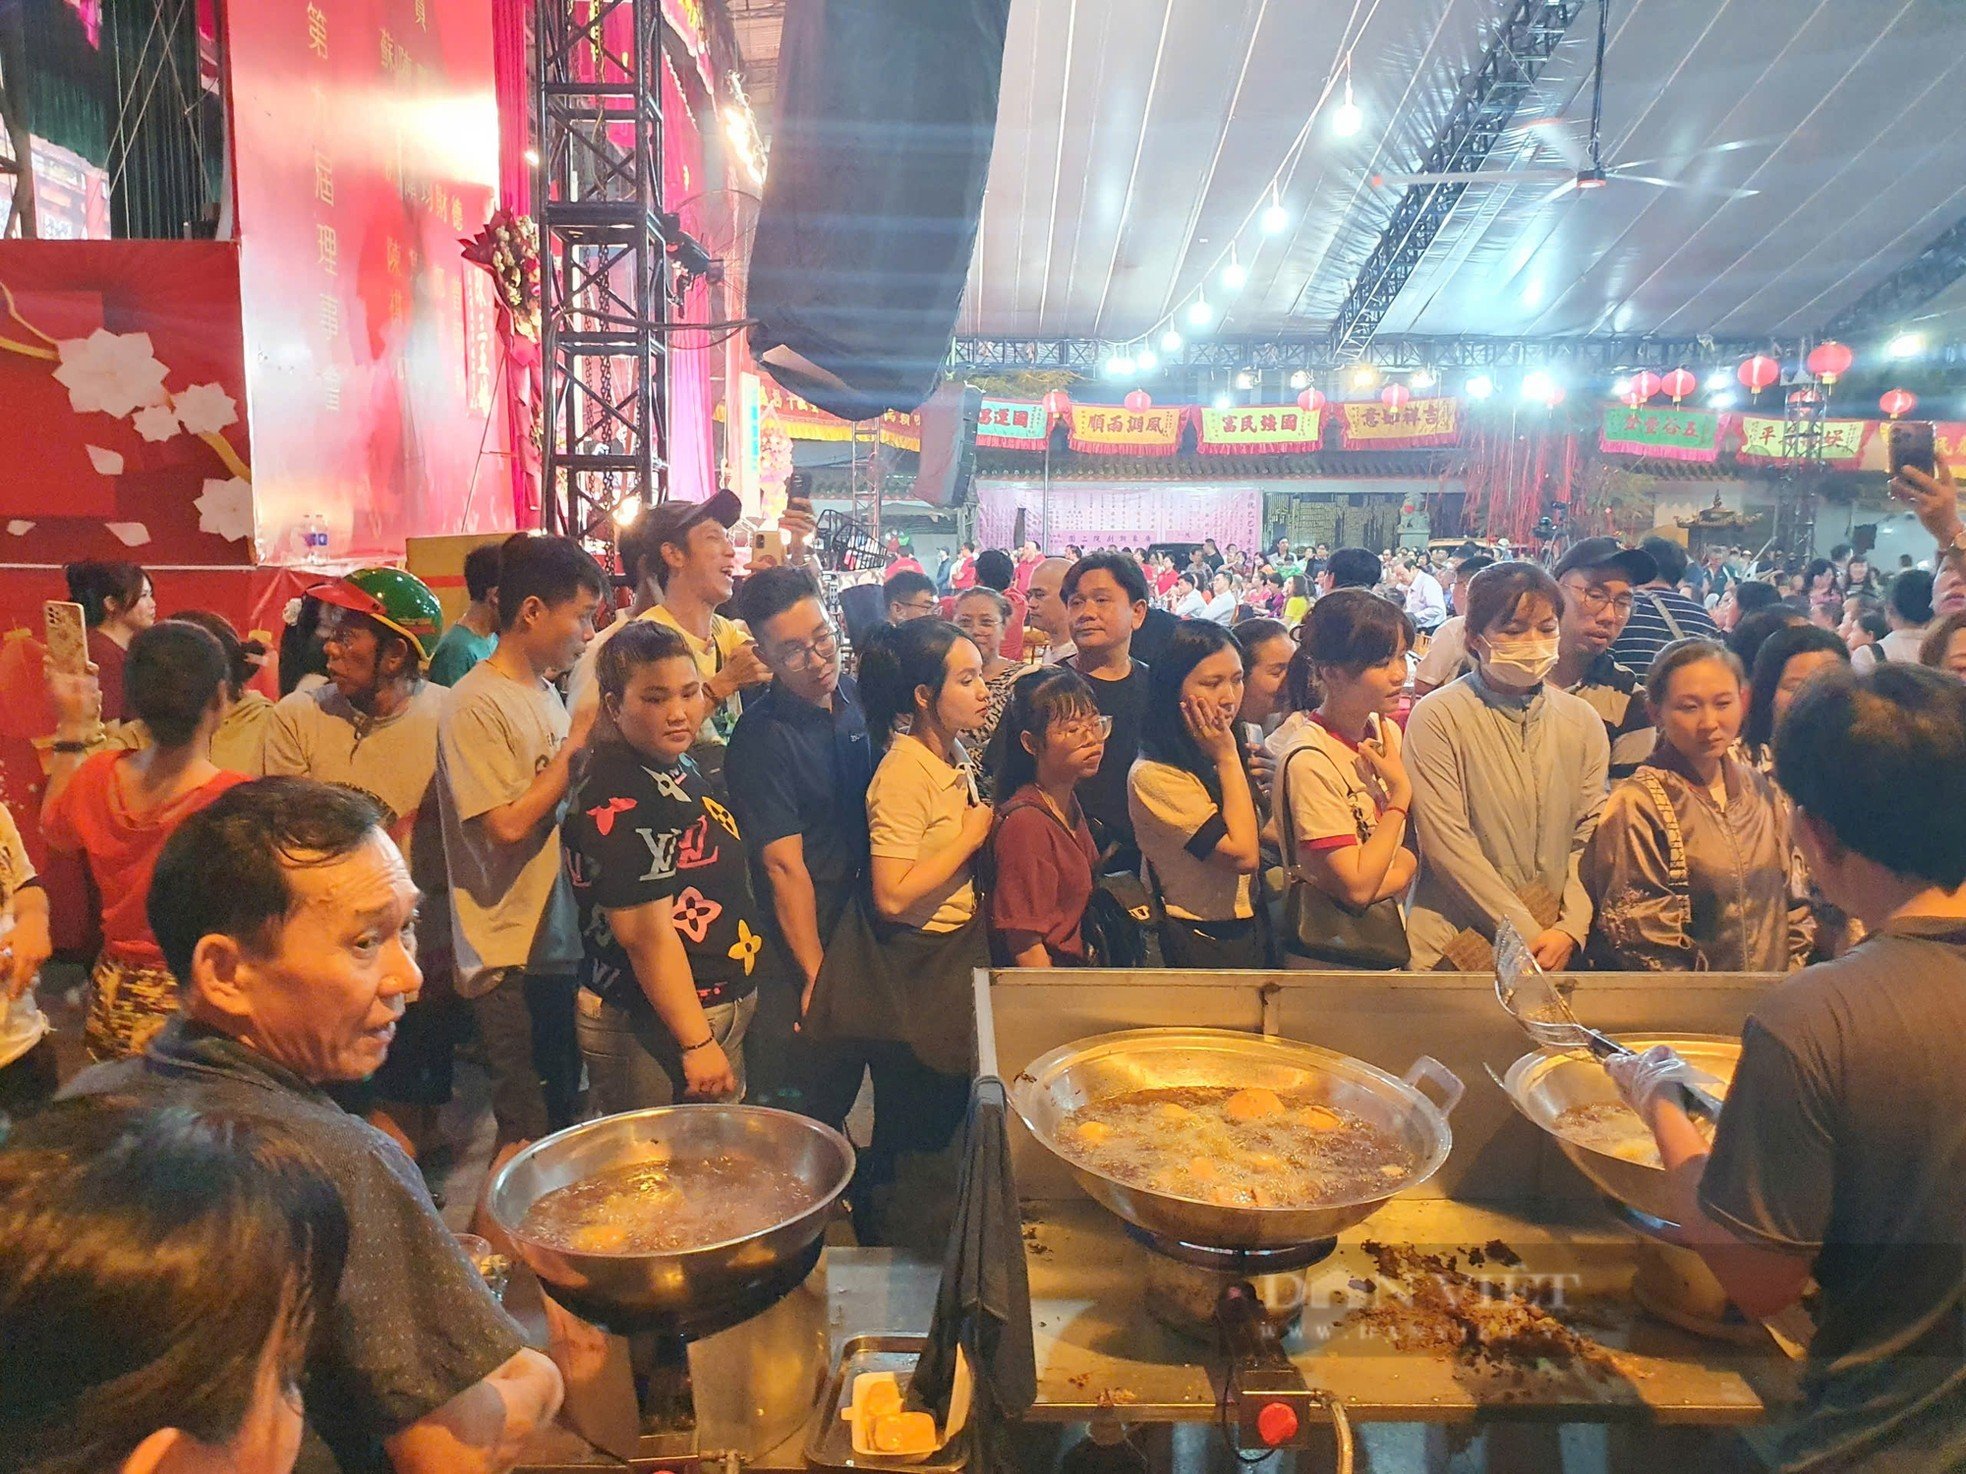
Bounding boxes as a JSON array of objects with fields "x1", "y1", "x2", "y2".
[
  {"x1": 1128, "y1": 620, "x2": 1268, "y2": 968},
  {"x1": 988, "y1": 668, "x2": 1108, "y2": 967}
]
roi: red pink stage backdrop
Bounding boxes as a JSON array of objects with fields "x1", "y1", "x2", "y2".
[{"x1": 227, "y1": 0, "x2": 510, "y2": 559}]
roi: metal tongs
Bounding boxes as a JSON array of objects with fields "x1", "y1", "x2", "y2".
[{"x1": 1493, "y1": 922, "x2": 1725, "y2": 1123}]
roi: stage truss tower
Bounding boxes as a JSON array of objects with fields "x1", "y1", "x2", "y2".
[
  {"x1": 1773, "y1": 390, "x2": 1827, "y2": 563},
  {"x1": 536, "y1": 0, "x2": 673, "y2": 543}
]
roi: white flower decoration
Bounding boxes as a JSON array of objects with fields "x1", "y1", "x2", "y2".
[
  {"x1": 52, "y1": 329, "x2": 169, "y2": 418},
  {"x1": 171, "y1": 382, "x2": 238, "y2": 435},
  {"x1": 195, "y1": 476, "x2": 255, "y2": 542},
  {"x1": 85, "y1": 446, "x2": 124, "y2": 475},
  {"x1": 106, "y1": 522, "x2": 151, "y2": 547},
  {"x1": 7, "y1": 521, "x2": 35, "y2": 536},
  {"x1": 132, "y1": 403, "x2": 181, "y2": 442}
]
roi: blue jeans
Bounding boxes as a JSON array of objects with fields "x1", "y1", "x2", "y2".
[{"x1": 576, "y1": 987, "x2": 756, "y2": 1114}]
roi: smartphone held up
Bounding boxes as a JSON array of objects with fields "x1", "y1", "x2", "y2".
[{"x1": 1887, "y1": 420, "x2": 1937, "y2": 480}]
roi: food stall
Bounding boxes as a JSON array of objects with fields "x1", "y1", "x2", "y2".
[{"x1": 505, "y1": 964, "x2": 1802, "y2": 1473}]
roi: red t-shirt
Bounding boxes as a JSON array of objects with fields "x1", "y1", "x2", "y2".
[
  {"x1": 43, "y1": 753, "x2": 250, "y2": 962},
  {"x1": 988, "y1": 784, "x2": 1098, "y2": 965}
]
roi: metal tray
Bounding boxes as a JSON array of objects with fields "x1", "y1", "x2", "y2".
[{"x1": 804, "y1": 1334, "x2": 971, "y2": 1474}]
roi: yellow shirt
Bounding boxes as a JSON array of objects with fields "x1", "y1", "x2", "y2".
[
  {"x1": 866, "y1": 734, "x2": 979, "y2": 931},
  {"x1": 644, "y1": 606, "x2": 751, "y2": 745}
]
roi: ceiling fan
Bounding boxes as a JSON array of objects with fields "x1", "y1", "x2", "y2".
[{"x1": 1367, "y1": 0, "x2": 1761, "y2": 206}]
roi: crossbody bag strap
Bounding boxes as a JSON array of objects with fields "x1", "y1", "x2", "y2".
[
  {"x1": 1634, "y1": 769, "x2": 1690, "y2": 894},
  {"x1": 1646, "y1": 591, "x2": 1686, "y2": 642}
]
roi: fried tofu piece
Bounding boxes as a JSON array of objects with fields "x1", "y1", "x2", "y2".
[
  {"x1": 1155, "y1": 1102, "x2": 1194, "y2": 1124},
  {"x1": 569, "y1": 1223, "x2": 629, "y2": 1254},
  {"x1": 1296, "y1": 1105, "x2": 1342, "y2": 1132},
  {"x1": 860, "y1": 1379, "x2": 903, "y2": 1419},
  {"x1": 871, "y1": 1412, "x2": 938, "y2": 1455},
  {"x1": 1187, "y1": 1156, "x2": 1219, "y2": 1181},
  {"x1": 1074, "y1": 1120, "x2": 1112, "y2": 1146},
  {"x1": 1223, "y1": 1087, "x2": 1285, "y2": 1122}
]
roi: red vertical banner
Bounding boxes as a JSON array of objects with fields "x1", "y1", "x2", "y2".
[{"x1": 225, "y1": 0, "x2": 511, "y2": 561}]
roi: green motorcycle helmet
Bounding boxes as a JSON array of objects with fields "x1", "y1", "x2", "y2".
[{"x1": 310, "y1": 567, "x2": 444, "y2": 665}]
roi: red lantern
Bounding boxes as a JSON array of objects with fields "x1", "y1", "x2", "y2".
[
  {"x1": 1296, "y1": 387, "x2": 1326, "y2": 413},
  {"x1": 1737, "y1": 354, "x2": 1779, "y2": 394},
  {"x1": 1805, "y1": 340, "x2": 1853, "y2": 384},
  {"x1": 1786, "y1": 387, "x2": 1821, "y2": 408},
  {"x1": 1123, "y1": 389, "x2": 1151, "y2": 412},
  {"x1": 1380, "y1": 383, "x2": 1412, "y2": 410},
  {"x1": 1630, "y1": 370, "x2": 1663, "y2": 402},
  {"x1": 1545, "y1": 384, "x2": 1567, "y2": 408},
  {"x1": 1041, "y1": 389, "x2": 1071, "y2": 418},
  {"x1": 1660, "y1": 367, "x2": 1697, "y2": 404},
  {"x1": 1880, "y1": 388, "x2": 1917, "y2": 420}
]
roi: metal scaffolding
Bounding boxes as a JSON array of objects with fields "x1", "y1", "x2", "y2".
[
  {"x1": 1772, "y1": 391, "x2": 1828, "y2": 564},
  {"x1": 1326, "y1": 0, "x2": 1589, "y2": 359},
  {"x1": 536, "y1": 0, "x2": 672, "y2": 543},
  {"x1": 950, "y1": 333, "x2": 1776, "y2": 376}
]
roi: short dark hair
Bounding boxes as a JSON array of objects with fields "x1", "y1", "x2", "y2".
[
  {"x1": 1639, "y1": 535, "x2": 1688, "y2": 585},
  {"x1": 1062, "y1": 550, "x2": 1150, "y2": 606},
  {"x1": 148, "y1": 778, "x2": 386, "y2": 987},
  {"x1": 126, "y1": 621, "x2": 228, "y2": 747},
  {"x1": 1856, "y1": 608, "x2": 1890, "y2": 643},
  {"x1": 494, "y1": 534, "x2": 608, "y2": 632},
  {"x1": 973, "y1": 549, "x2": 1015, "y2": 591},
  {"x1": 735, "y1": 564, "x2": 822, "y2": 632},
  {"x1": 883, "y1": 569, "x2": 936, "y2": 610},
  {"x1": 1732, "y1": 580, "x2": 1781, "y2": 617},
  {"x1": 992, "y1": 665, "x2": 1099, "y2": 796},
  {"x1": 1726, "y1": 606, "x2": 1806, "y2": 673},
  {"x1": 614, "y1": 509, "x2": 663, "y2": 588},
  {"x1": 63, "y1": 560, "x2": 146, "y2": 628},
  {"x1": 1464, "y1": 561, "x2": 1562, "y2": 637},
  {"x1": 462, "y1": 542, "x2": 503, "y2": 604},
  {"x1": 1829, "y1": 543, "x2": 1852, "y2": 562},
  {"x1": 0, "y1": 1098, "x2": 347, "y2": 1474},
  {"x1": 595, "y1": 617, "x2": 692, "y2": 707},
  {"x1": 1744, "y1": 623, "x2": 1848, "y2": 753},
  {"x1": 1231, "y1": 618, "x2": 1290, "y2": 670},
  {"x1": 1890, "y1": 567, "x2": 1935, "y2": 625},
  {"x1": 1454, "y1": 554, "x2": 1496, "y2": 581},
  {"x1": 166, "y1": 611, "x2": 262, "y2": 701},
  {"x1": 1323, "y1": 548, "x2": 1381, "y2": 590},
  {"x1": 1777, "y1": 664, "x2": 1966, "y2": 887}
]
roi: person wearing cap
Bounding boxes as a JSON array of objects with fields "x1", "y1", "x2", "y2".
[
  {"x1": 569, "y1": 490, "x2": 771, "y2": 787},
  {"x1": 1550, "y1": 537, "x2": 1657, "y2": 781},
  {"x1": 263, "y1": 568, "x2": 461, "y2": 1161}
]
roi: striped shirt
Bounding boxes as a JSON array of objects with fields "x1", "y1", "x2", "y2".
[{"x1": 1608, "y1": 586, "x2": 1720, "y2": 681}]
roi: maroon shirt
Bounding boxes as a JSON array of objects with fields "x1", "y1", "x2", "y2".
[
  {"x1": 88, "y1": 628, "x2": 128, "y2": 723},
  {"x1": 989, "y1": 783, "x2": 1097, "y2": 965}
]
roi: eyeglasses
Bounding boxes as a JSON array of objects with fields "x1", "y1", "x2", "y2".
[
  {"x1": 773, "y1": 625, "x2": 838, "y2": 671},
  {"x1": 1561, "y1": 579, "x2": 1635, "y2": 617},
  {"x1": 1055, "y1": 714, "x2": 1114, "y2": 743},
  {"x1": 954, "y1": 614, "x2": 1003, "y2": 633},
  {"x1": 892, "y1": 597, "x2": 938, "y2": 616}
]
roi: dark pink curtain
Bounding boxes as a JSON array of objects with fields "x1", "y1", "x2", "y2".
[
  {"x1": 662, "y1": 54, "x2": 715, "y2": 505},
  {"x1": 492, "y1": 0, "x2": 541, "y2": 527}
]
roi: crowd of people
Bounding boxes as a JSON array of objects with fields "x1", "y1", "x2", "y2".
[{"x1": 2, "y1": 464, "x2": 1964, "y2": 1473}]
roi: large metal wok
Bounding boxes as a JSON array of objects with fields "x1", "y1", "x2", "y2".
[
  {"x1": 1498, "y1": 1034, "x2": 1739, "y2": 1228},
  {"x1": 1010, "y1": 1027, "x2": 1463, "y2": 1250},
  {"x1": 487, "y1": 1105, "x2": 854, "y2": 1338}
]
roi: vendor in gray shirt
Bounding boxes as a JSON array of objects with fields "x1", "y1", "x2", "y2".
[
  {"x1": 1406, "y1": 562, "x2": 1609, "y2": 971},
  {"x1": 64, "y1": 779, "x2": 563, "y2": 1474},
  {"x1": 1607, "y1": 665, "x2": 1966, "y2": 1474}
]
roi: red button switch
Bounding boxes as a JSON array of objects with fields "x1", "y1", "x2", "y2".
[{"x1": 1255, "y1": 1400, "x2": 1299, "y2": 1447}]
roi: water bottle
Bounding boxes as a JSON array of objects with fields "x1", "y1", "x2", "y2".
[{"x1": 300, "y1": 514, "x2": 330, "y2": 565}]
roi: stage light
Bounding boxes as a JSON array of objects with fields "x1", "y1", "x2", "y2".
[
  {"x1": 1221, "y1": 252, "x2": 1247, "y2": 291},
  {"x1": 1705, "y1": 369, "x2": 1732, "y2": 392},
  {"x1": 1410, "y1": 369, "x2": 1435, "y2": 390},
  {"x1": 1135, "y1": 349, "x2": 1158, "y2": 373},
  {"x1": 1213, "y1": 391, "x2": 1233, "y2": 410},
  {"x1": 524, "y1": 148, "x2": 541, "y2": 167},
  {"x1": 615, "y1": 498, "x2": 643, "y2": 527},
  {"x1": 1465, "y1": 374, "x2": 1495, "y2": 400},
  {"x1": 1261, "y1": 201, "x2": 1290, "y2": 235},
  {"x1": 1330, "y1": 66, "x2": 1363, "y2": 138},
  {"x1": 1186, "y1": 297, "x2": 1215, "y2": 329},
  {"x1": 1289, "y1": 370, "x2": 1310, "y2": 389},
  {"x1": 1887, "y1": 332, "x2": 1925, "y2": 359},
  {"x1": 1348, "y1": 363, "x2": 1379, "y2": 390},
  {"x1": 1611, "y1": 376, "x2": 1631, "y2": 401},
  {"x1": 1521, "y1": 370, "x2": 1558, "y2": 403},
  {"x1": 1707, "y1": 390, "x2": 1737, "y2": 409},
  {"x1": 1104, "y1": 355, "x2": 1135, "y2": 378},
  {"x1": 1161, "y1": 329, "x2": 1183, "y2": 353}
]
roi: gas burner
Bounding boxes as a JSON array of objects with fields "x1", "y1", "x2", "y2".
[{"x1": 1125, "y1": 1224, "x2": 1338, "y2": 1275}]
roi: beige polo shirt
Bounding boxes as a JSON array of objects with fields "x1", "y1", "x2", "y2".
[{"x1": 866, "y1": 733, "x2": 979, "y2": 932}]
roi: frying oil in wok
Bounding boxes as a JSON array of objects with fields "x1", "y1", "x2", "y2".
[
  {"x1": 1058, "y1": 1086, "x2": 1416, "y2": 1208},
  {"x1": 1553, "y1": 1101, "x2": 1717, "y2": 1168},
  {"x1": 520, "y1": 1155, "x2": 818, "y2": 1255}
]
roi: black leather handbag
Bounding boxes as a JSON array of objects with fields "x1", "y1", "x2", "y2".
[{"x1": 1277, "y1": 746, "x2": 1411, "y2": 970}]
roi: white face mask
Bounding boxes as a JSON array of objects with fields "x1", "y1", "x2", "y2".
[{"x1": 1480, "y1": 633, "x2": 1560, "y2": 686}]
